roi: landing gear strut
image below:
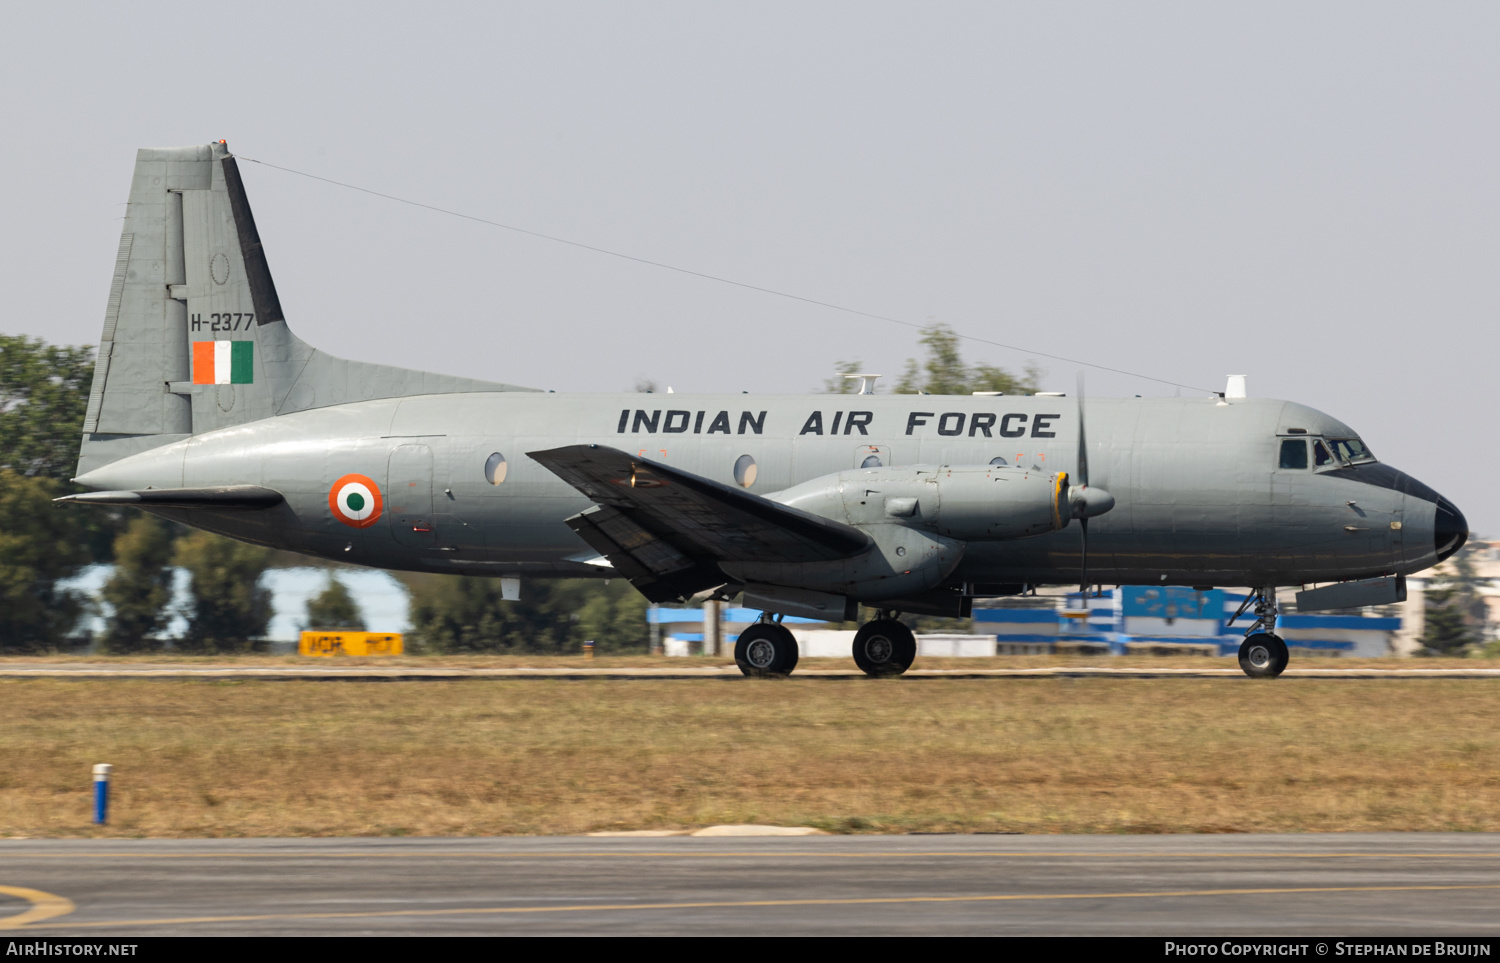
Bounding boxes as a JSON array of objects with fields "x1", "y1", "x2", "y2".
[
  {"x1": 852, "y1": 616, "x2": 916, "y2": 677},
  {"x1": 734, "y1": 620, "x2": 799, "y2": 677},
  {"x1": 1234, "y1": 588, "x2": 1288, "y2": 679}
]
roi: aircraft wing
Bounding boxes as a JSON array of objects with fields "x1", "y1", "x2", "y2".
[{"x1": 528, "y1": 445, "x2": 870, "y2": 602}]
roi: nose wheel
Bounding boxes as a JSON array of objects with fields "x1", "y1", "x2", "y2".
[
  {"x1": 734, "y1": 622, "x2": 799, "y2": 677},
  {"x1": 1238, "y1": 633, "x2": 1288, "y2": 678},
  {"x1": 853, "y1": 618, "x2": 916, "y2": 677},
  {"x1": 1232, "y1": 587, "x2": 1289, "y2": 678}
]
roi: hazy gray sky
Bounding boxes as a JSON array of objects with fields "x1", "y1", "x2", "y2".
[{"x1": 3, "y1": 3, "x2": 1496, "y2": 530}]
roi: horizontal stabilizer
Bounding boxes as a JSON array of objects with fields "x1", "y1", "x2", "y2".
[
  {"x1": 529, "y1": 445, "x2": 871, "y2": 602},
  {"x1": 55, "y1": 486, "x2": 284, "y2": 511}
]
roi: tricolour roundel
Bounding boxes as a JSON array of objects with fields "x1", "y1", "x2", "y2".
[{"x1": 329, "y1": 473, "x2": 383, "y2": 528}]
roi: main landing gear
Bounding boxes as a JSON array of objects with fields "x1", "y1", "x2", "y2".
[
  {"x1": 1234, "y1": 587, "x2": 1288, "y2": 679},
  {"x1": 734, "y1": 621, "x2": 799, "y2": 677},
  {"x1": 733, "y1": 612, "x2": 919, "y2": 679},
  {"x1": 852, "y1": 616, "x2": 916, "y2": 678}
]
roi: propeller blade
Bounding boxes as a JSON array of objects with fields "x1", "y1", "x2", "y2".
[
  {"x1": 1079, "y1": 516, "x2": 1090, "y2": 597},
  {"x1": 1077, "y1": 373, "x2": 1089, "y2": 596},
  {"x1": 1076, "y1": 372, "x2": 1089, "y2": 489}
]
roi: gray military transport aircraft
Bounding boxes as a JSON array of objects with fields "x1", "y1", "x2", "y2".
[{"x1": 60, "y1": 142, "x2": 1468, "y2": 679}]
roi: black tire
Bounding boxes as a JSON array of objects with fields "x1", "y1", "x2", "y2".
[
  {"x1": 734, "y1": 623, "x2": 799, "y2": 677},
  {"x1": 1238, "y1": 633, "x2": 1289, "y2": 678},
  {"x1": 852, "y1": 619, "x2": 916, "y2": 677}
]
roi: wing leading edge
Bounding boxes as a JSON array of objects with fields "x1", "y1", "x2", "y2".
[{"x1": 528, "y1": 445, "x2": 870, "y2": 602}]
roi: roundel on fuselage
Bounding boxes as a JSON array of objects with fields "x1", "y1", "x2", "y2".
[{"x1": 329, "y1": 473, "x2": 383, "y2": 528}]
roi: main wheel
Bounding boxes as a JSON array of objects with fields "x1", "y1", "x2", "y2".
[
  {"x1": 1238, "y1": 633, "x2": 1289, "y2": 678},
  {"x1": 734, "y1": 623, "x2": 799, "y2": 677},
  {"x1": 852, "y1": 619, "x2": 916, "y2": 677}
]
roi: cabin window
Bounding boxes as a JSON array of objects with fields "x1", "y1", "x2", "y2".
[
  {"x1": 1328, "y1": 437, "x2": 1375, "y2": 465},
  {"x1": 989, "y1": 456, "x2": 1008, "y2": 467},
  {"x1": 484, "y1": 452, "x2": 508, "y2": 485},
  {"x1": 1313, "y1": 440, "x2": 1333, "y2": 467},
  {"x1": 734, "y1": 454, "x2": 758, "y2": 488},
  {"x1": 1278, "y1": 439, "x2": 1308, "y2": 470},
  {"x1": 860, "y1": 454, "x2": 883, "y2": 468}
]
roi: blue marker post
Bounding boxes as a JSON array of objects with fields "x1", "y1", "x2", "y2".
[{"x1": 92, "y1": 763, "x2": 112, "y2": 825}]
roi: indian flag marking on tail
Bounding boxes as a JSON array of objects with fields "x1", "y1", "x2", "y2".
[
  {"x1": 191, "y1": 340, "x2": 254, "y2": 385},
  {"x1": 329, "y1": 473, "x2": 383, "y2": 528}
]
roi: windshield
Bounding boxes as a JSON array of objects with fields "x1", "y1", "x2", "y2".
[{"x1": 1326, "y1": 437, "x2": 1377, "y2": 465}]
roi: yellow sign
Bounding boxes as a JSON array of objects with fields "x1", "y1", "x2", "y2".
[{"x1": 299, "y1": 631, "x2": 404, "y2": 657}]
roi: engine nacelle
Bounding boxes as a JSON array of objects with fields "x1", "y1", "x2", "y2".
[
  {"x1": 720, "y1": 464, "x2": 1069, "y2": 604},
  {"x1": 770, "y1": 464, "x2": 1070, "y2": 541}
]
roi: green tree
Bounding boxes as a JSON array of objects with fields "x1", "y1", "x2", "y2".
[
  {"x1": 405, "y1": 576, "x2": 649, "y2": 654},
  {"x1": 569, "y1": 580, "x2": 650, "y2": 653},
  {"x1": 174, "y1": 530, "x2": 273, "y2": 652},
  {"x1": 0, "y1": 335, "x2": 125, "y2": 563},
  {"x1": 99, "y1": 514, "x2": 177, "y2": 653},
  {"x1": 896, "y1": 324, "x2": 970, "y2": 395},
  {"x1": 1421, "y1": 542, "x2": 1486, "y2": 656},
  {"x1": 831, "y1": 325, "x2": 1040, "y2": 397},
  {"x1": 305, "y1": 574, "x2": 365, "y2": 630},
  {"x1": 0, "y1": 335, "x2": 95, "y2": 480},
  {"x1": 0, "y1": 470, "x2": 91, "y2": 651}
]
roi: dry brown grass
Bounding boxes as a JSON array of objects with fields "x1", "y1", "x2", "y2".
[{"x1": 1, "y1": 676, "x2": 1497, "y2": 838}]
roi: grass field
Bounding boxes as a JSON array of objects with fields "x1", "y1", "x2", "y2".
[{"x1": 2, "y1": 673, "x2": 1497, "y2": 838}]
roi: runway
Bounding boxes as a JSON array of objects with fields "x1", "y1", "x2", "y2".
[
  {"x1": 3, "y1": 835, "x2": 1498, "y2": 936},
  {"x1": 2, "y1": 663, "x2": 1498, "y2": 680}
]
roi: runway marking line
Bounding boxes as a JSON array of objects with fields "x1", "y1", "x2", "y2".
[
  {"x1": 0, "y1": 887, "x2": 76, "y2": 929},
  {"x1": 18, "y1": 883, "x2": 1500, "y2": 930}
]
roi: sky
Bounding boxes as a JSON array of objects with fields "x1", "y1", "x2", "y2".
[{"x1": 2, "y1": 2, "x2": 1496, "y2": 531}]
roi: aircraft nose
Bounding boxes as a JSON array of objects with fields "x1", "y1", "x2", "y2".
[{"x1": 1433, "y1": 495, "x2": 1468, "y2": 564}]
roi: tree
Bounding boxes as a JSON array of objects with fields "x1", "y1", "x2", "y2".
[
  {"x1": 174, "y1": 530, "x2": 273, "y2": 652},
  {"x1": 305, "y1": 574, "x2": 365, "y2": 630},
  {"x1": 568, "y1": 580, "x2": 650, "y2": 653},
  {"x1": 0, "y1": 470, "x2": 91, "y2": 651},
  {"x1": 0, "y1": 335, "x2": 95, "y2": 480},
  {"x1": 99, "y1": 514, "x2": 177, "y2": 653},
  {"x1": 0, "y1": 335, "x2": 125, "y2": 563},
  {"x1": 829, "y1": 324, "x2": 1040, "y2": 397},
  {"x1": 1421, "y1": 541, "x2": 1486, "y2": 656},
  {"x1": 405, "y1": 575, "x2": 649, "y2": 654}
]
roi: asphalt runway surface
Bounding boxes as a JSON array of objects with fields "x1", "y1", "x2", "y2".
[{"x1": 2, "y1": 834, "x2": 1498, "y2": 936}]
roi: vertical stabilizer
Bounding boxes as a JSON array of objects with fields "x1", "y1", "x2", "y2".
[{"x1": 78, "y1": 142, "x2": 535, "y2": 477}]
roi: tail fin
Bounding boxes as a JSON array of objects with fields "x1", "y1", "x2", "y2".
[{"x1": 79, "y1": 141, "x2": 534, "y2": 476}]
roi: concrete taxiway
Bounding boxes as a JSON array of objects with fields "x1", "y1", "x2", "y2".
[{"x1": 2, "y1": 834, "x2": 1498, "y2": 936}]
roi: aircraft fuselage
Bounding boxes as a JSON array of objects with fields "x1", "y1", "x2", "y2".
[{"x1": 75, "y1": 390, "x2": 1461, "y2": 592}]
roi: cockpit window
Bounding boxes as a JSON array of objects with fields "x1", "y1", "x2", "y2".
[
  {"x1": 1313, "y1": 440, "x2": 1333, "y2": 467},
  {"x1": 1279, "y1": 439, "x2": 1308, "y2": 470},
  {"x1": 1327, "y1": 437, "x2": 1376, "y2": 465}
]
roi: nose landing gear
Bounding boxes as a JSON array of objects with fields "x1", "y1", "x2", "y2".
[
  {"x1": 1233, "y1": 588, "x2": 1288, "y2": 678},
  {"x1": 853, "y1": 616, "x2": 916, "y2": 677}
]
